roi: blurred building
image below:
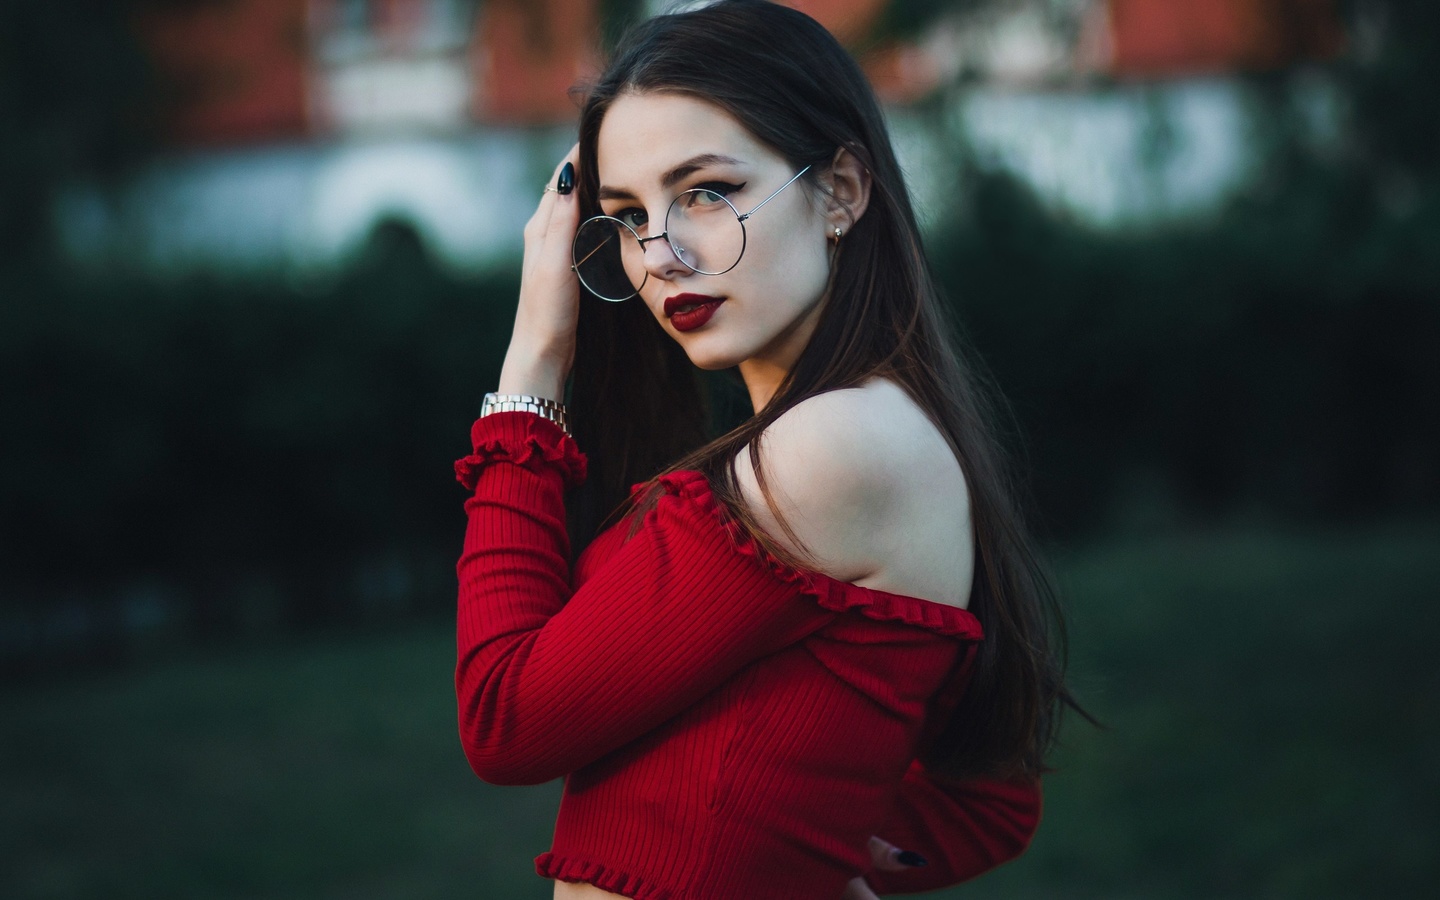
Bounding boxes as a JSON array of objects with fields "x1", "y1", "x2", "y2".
[
  {"x1": 55, "y1": 0, "x2": 1349, "y2": 276},
  {"x1": 881, "y1": 0, "x2": 1345, "y2": 224},
  {"x1": 58, "y1": 0, "x2": 594, "y2": 276}
]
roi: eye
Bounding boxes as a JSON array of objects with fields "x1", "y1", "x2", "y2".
[
  {"x1": 613, "y1": 207, "x2": 649, "y2": 231},
  {"x1": 681, "y1": 181, "x2": 745, "y2": 210}
]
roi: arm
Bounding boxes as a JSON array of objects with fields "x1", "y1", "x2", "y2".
[
  {"x1": 454, "y1": 412, "x2": 838, "y2": 786},
  {"x1": 863, "y1": 760, "x2": 1041, "y2": 893}
]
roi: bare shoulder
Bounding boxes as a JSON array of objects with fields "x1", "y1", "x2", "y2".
[{"x1": 735, "y1": 380, "x2": 973, "y2": 604}]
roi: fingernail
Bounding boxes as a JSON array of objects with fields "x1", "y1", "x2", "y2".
[
  {"x1": 556, "y1": 162, "x2": 575, "y2": 195},
  {"x1": 896, "y1": 850, "x2": 928, "y2": 867}
]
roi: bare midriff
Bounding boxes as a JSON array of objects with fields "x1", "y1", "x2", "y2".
[{"x1": 553, "y1": 881, "x2": 629, "y2": 900}]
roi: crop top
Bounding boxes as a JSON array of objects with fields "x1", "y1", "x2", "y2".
[{"x1": 455, "y1": 412, "x2": 1041, "y2": 900}]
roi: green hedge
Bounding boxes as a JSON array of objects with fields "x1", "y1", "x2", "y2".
[
  {"x1": 931, "y1": 162, "x2": 1440, "y2": 535},
  {"x1": 2, "y1": 167, "x2": 1437, "y2": 665},
  {"x1": 1, "y1": 226, "x2": 516, "y2": 652}
]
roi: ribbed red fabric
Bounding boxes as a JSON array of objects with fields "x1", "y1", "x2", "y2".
[{"x1": 455, "y1": 412, "x2": 1041, "y2": 899}]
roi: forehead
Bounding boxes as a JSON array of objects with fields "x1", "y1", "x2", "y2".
[{"x1": 596, "y1": 91, "x2": 772, "y2": 189}]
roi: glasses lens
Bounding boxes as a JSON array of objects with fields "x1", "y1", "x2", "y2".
[
  {"x1": 573, "y1": 217, "x2": 645, "y2": 302},
  {"x1": 666, "y1": 190, "x2": 745, "y2": 276}
]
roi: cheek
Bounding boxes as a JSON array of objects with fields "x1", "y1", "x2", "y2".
[{"x1": 752, "y1": 233, "x2": 830, "y2": 312}]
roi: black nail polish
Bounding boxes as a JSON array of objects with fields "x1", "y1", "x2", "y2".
[
  {"x1": 556, "y1": 162, "x2": 575, "y2": 195},
  {"x1": 896, "y1": 851, "x2": 928, "y2": 867}
]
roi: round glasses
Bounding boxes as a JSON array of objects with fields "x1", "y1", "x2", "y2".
[{"x1": 572, "y1": 165, "x2": 811, "y2": 302}]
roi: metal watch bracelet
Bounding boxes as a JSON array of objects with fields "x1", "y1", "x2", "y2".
[{"x1": 480, "y1": 392, "x2": 571, "y2": 437}]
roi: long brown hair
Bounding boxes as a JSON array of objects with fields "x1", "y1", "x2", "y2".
[{"x1": 569, "y1": 0, "x2": 1080, "y2": 780}]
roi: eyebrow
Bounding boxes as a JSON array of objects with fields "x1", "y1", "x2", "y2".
[{"x1": 597, "y1": 153, "x2": 745, "y2": 201}]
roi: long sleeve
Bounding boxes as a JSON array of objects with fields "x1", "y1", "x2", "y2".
[
  {"x1": 865, "y1": 760, "x2": 1042, "y2": 893},
  {"x1": 453, "y1": 412, "x2": 839, "y2": 786}
]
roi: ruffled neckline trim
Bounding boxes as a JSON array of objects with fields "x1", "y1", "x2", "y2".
[{"x1": 637, "y1": 470, "x2": 984, "y2": 641}]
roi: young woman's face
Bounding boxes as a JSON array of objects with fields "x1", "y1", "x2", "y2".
[{"x1": 594, "y1": 91, "x2": 834, "y2": 377}]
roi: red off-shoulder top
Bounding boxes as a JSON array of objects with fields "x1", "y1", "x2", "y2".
[{"x1": 455, "y1": 412, "x2": 1040, "y2": 900}]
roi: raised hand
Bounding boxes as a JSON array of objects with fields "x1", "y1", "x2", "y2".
[{"x1": 498, "y1": 146, "x2": 582, "y2": 402}]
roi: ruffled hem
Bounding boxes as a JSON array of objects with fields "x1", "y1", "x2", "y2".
[
  {"x1": 642, "y1": 471, "x2": 984, "y2": 640},
  {"x1": 454, "y1": 412, "x2": 587, "y2": 490},
  {"x1": 536, "y1": 852, "x2": 674, "y2": 900}
]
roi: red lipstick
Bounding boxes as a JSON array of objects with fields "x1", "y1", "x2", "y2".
[{"x1": 664, "y1": 293, "x2": 725, "y2": 332}]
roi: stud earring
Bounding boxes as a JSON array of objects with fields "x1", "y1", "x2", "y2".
[{"x1": 832, "y1": 226, "x2": 844, "y2": 241}]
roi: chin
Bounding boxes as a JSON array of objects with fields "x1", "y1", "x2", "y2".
[
  {"x1": 682, "y1": 346, "x2": 748, "y2": 371},
  {"x1": 663, "y1": 323, "x2": 749, "y2": 371}
]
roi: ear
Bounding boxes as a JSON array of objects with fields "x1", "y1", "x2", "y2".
[{"x1": 824, "y1": 146, "x2": 871, "y2": 236}]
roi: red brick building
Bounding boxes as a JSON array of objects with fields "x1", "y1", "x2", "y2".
[
  {"x1": 135, "y1": 0, "x2": 1349, "y2": 146},
  {"x1": 1105, "y1": 0, "x2": 1344, "y2": 76}
]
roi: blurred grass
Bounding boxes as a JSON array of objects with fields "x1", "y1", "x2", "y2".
[
  {"x1": 3, "y1": 522, "x2": 1437, "y2": 899},
  {"x1": 961, "y1": 520, "x2": 1440, "y2": 899}
]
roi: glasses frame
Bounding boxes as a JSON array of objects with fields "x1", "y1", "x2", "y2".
[{"x1": 572, "y1": 164, "x2": 813, "y2": 302}]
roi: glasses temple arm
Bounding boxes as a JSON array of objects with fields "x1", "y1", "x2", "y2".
[{"x1": 737, "y1": 164, "x2": 812, "y2": 222}]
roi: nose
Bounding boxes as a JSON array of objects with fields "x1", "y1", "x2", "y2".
[{"x1": 640, "y1": 232, "x2": 694, "y2": 283}]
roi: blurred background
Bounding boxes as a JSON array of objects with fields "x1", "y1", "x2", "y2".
[{"x1": 1, "y1": 0, "x2": 1436, "y2": 897}]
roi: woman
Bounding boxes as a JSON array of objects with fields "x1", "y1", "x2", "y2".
[{"x1": 454, "y1": 2, "x2": 1077, "y2": 898}]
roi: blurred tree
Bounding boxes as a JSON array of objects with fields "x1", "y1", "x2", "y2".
[
  {"x1": 0, "y1": 0, "x2": 154, "y2": 271},
  {"x1": 598, "y1": 0, "x2": 650, "y2": 48},
  {"x1": 876, "y1": 0, "x2": 989, "y2": 39},
  {"x1": 1340, "y1": 0, "x2": 1440, "y2": 180}
]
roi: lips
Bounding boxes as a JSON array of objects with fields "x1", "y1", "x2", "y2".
[{"x1": 664, "y1": 293, "x2": 726, "y2": 332}]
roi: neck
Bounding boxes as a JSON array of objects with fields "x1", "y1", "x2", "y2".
[
  {"x1": 738, "y1": 296, "x2": 827, "y2": 413},
  {"x1": 738, "y1": 358, "x2": 787, "y2": 413}
]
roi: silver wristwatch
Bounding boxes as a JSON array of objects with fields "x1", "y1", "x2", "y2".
[{"x1": 480, "y1": 392, "x2": 571, "y2": 437}]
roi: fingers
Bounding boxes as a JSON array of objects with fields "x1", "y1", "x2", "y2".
[
  {"x1": 545, "y1": 159, "x2": 580, "y2": 239},
  {"x1": 846, "y1": 837, "x2": 927, "y2": 900},
  {"x1": 524, "y1": 145, "x2": 583, "y2": 279},
  {"x1": 526, "y1": 144, "x2": 581, "y2": 240},
  {"x1": 867, "y1": 835, "x2": 927, "y2": 872},
  {"x1": 549, "y1": 144, "x2": 579, "y2": 191}
]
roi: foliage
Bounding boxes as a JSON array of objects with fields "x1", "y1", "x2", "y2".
[
  {"x1": 0, "y1": 226, "x2": 517, "y2": 664},
  {"x1": 0, "y1": 0, "x2": 154, "y2": 266},
  {"x1": 598, "y1": 0, "x2": 654, "y2": 49},
  {"x1": 930, "y1": 153, "x2": 1440, "y2": 537},
  {"x1": 1338, "y1": 0, "x2": 1440, "y2": 180}
]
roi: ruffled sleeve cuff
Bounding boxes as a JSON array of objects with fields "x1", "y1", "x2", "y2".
[{"x1": 454, "y1": 411, "x2": 588, "y2": 491}]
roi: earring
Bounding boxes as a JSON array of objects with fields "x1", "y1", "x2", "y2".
[{"x1": 832, "y1": 226, "x2": 844, "y2": 241}]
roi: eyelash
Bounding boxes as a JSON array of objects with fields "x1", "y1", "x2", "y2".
[
  {"x1": 610, "y1": 181, "x2": 748, "y2": 223},
  {"x1": 694, "y1": 180, "x2": 745, "y2": 198}
]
